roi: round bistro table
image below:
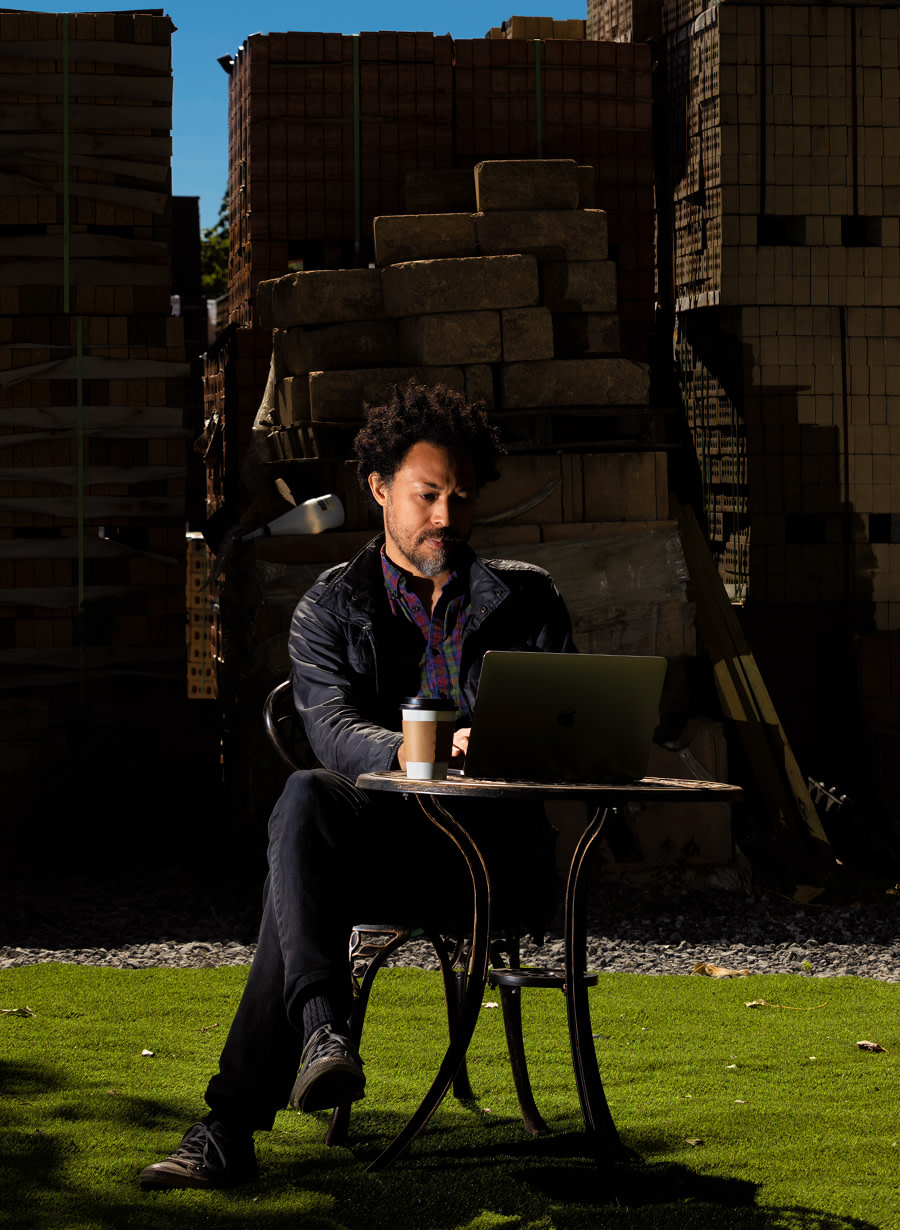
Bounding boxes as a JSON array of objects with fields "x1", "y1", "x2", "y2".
[{"x1": 355, "y1": 771, "x2": 743, "y2": 1195}]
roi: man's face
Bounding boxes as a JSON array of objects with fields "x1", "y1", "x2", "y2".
[{"x1": 368, "y1": 441, "x2": 478, "y2": 579}]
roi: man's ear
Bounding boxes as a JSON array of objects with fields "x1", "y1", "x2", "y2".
[{"x1": 368, "y1": 471, "x2": 388, "y2": 508}]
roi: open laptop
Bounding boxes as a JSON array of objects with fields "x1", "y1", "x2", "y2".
[{"x1": 457, "y1": 651, "x2": 667, "y2": 784}]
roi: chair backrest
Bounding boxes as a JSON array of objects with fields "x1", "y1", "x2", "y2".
[{"x1": 263, "y1": 678, "x2": 304, "y2": 772}]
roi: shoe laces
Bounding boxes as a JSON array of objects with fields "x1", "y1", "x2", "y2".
[
  {"x1": 300, "y1": 1023, "x2": 362, "y2": 1068},
  {"x1": 178, "y1": 1121, "x2": 228, "y2": 1170}
]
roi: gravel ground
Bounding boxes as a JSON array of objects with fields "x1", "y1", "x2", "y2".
[{"x1": 2, "y1": 877, "x2": 899, "y2": 982}]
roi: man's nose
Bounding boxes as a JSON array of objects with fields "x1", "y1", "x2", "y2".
[{"x1": 430, "y1": 496, "x2": 451, "y2": 526}]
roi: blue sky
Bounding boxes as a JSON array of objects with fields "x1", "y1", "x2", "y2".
[{"x1": 35, "y1": 1, "x2": 583, "y2": 228}]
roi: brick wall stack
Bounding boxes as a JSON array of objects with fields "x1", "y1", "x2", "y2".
[
  {"x1": 0, "y1": 10, "x2": 192, "y2": 848},
  {"x1": 592, "y1": 0, "x2": 900, "y2": 830},
  {"x1": 241, "y1": 159, "x2": 689, "y2": 659},
  {"x1": 220, "y1": 28, "x2": 654, "y2": 357}
]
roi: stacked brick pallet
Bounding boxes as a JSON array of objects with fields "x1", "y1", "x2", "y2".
[
  {"x1": 590, "y1": 0, "x2": 900, "y2": 828},
  {"x1": 487, "y1": 16, "x2": 586, "y2": 39},
  {"x1": 0, "y1": 10, "x2": 189, "y2": 836},
  {"x1": 239, "y1": 160, "x2": 688, "y2": 667},
  {"x1": 221, "y1": 28, "x2": 654, "y2": 362}
]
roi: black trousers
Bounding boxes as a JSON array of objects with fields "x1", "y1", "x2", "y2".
[{"x1": 205, "y1": 768, "x2": 553, "y2": 1132}]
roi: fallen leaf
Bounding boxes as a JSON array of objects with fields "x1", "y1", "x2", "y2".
[
  {"x1": 693, "y1": 962, "x2": 751, "y2": 978},
  {"x1": 793, "y1": 884, "x2": 824, "y2": 905},
  {"x1": 685, "y1": 1138, "x2": 704, "y2": 1147},
  {"x1": 745, "y1": 999, "x2": 767, "y2": 1008},
  {"x1": 726, "y1": 1064, "x2": 738, "y2": 1069},
  {"x1": 141, "y1": 1049, "x2": 155, "y2": 1058},
  {"x1": 1, "y1": 1006, "x2": 35, "y2": 1017},
  {"x1": 482, "y1": 1002, "x2": 499, "y2": 1009},
  {"x1": 197, "y1": 1022, "x2": 220, "y2": 1033},
  {"x1": 857, "y1": 1040, "x2": 886, "y2": 1053},
  {"x1": 735, "y1": 1099, "x2": 747, "y2": 1104}
]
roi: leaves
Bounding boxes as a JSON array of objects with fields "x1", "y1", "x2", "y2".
[
  {"x1": 685, "y1": 1138, "x2": 704, "y2": 1147},
  {"x1": 1, "y1": 1005, "x2": 35, "y2": 1017},
  {"x1": 857, "y1": 1040, "x2": 886, "y2": 1053},
  {"x1": 693, "y1": 962, "x2": 751, "y2": 978}
]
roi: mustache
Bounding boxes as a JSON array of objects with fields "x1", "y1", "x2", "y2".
[{"x1": 417, "y1": 529, "x2": 459, "y2": 545}]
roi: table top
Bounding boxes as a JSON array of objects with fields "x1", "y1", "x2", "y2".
[{"x1": 356, "y1": 770, "x2": 743, "y2": 802}]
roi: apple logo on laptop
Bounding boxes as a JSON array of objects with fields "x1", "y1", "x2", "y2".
[{"x1": 557, "y1": 708, "x2": 576, "y2": 727}]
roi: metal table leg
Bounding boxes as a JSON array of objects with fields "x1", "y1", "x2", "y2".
[
  {"x1": 564, "y1": 803, "x2": 626, "y2": 1193},
  {"x1": 365, "y1": 792, "x2": 492, "y2": 1172}
]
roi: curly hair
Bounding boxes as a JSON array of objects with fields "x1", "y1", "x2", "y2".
[{"x1": 353, "y1": 381, "x2": 504, "y2": 492}]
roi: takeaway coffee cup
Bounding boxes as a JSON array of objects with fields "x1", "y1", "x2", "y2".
[{"x1": 400, "y1": 697, "x2": 457, "y2": 780}]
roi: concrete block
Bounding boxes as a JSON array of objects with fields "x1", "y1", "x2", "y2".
[
  {"x1": 475, "y1": 209, "x2": 608, "y2": 261},
  {"x1": 275, "y1": 376, "x2": 310, "y2": 425},
  {"x1": 269, "y1": 268, "x2": 385, "y2": 328},
  {"x1": 501, "y1": 307, "x2": 555, "y2": 362},
  {"x1": 541, "y1": 261, "x2": 618, "y2": 312},
  {"x1": 256, "y1": 278, "x2": 276, "y2": 331},
  {"x1": 404, "y1": 168, "x2": 477, "y2": 213},
  {"x1": 582, "y1": 453, "x2": 667, "y2": 520},
  {"x1": 577, "y1": 166, "x2": 596, "y2": 208},
  {"x1": 308, "y1": 366, "x2": 465, "y2": 422},
  {"x1": 475, "y1": 159, "x2": 580, "y2": 211},
  {"x1": 500, "y1": 358, "x2": 649, "y2": 408},
  {"x1": 382, "y1": 255, "x2": 539, "y2": 317},
  {"x1": 374, "y1": 213, "x2": 477, "y2": 266},
  {"x1": 281, "y1": 320, "x2": 398, "y2": 374},
  {"x1": 399, "y1": 311, "x2": 501, "y2": 365},
  {"x1": 552, "y1": 312, "x2": 621, "y2": 357},
  {"x1": 463, "y1": 364, "x2": 495, "y2": 410}
]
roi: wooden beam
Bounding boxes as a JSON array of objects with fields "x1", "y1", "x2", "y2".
[
  {"x1": 0, "y1": 465, "x2": 185, "y2": 485},
  {"x1": 0, "y1": 73, "x2": 172, "y2": 103},
  {"x1": 2, "y1": 40, "x2": 172, "y2": 72},
  {"x1": 675, "y1": 503, "x2": 831, "y2": 857},
  {"x1": 0, "y1": 406, "x2": 185, "y2": 431}
]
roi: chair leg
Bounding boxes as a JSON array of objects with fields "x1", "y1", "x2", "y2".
[
  {"x1": 498, "y1": 984, "x2": 550, "y2": 1136},
  {"x1": 325, "y1": 923, "x2": 410, "y2": 1146}
]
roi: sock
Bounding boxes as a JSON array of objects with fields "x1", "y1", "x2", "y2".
[{"x1": 301, "y1": 988, "x2": 344, "y2": 1047}]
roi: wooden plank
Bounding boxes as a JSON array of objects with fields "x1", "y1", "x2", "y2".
[
  {"x1": 0, "y1": 101, "x2": 171, "y2": 132},
  {"x1": 0, "y1": 465, "x2": 185, "y2": 485},
  {"x1": 0, "y1": 427, "x2": 190, "y2": 445},
  {"x1": 675, "y1": 503, "x2": 830, "y2": 855},
  {"x1": 0, "y1": 356, "x2": 190, "y2": 387},
  {"x1": 0, "y1": 170, "x2": 168, "y2": 214},
  {"x1": 0, "y1": 147, "x2": 168, "y2": 185},
  {"x1": 0, "y1": 260, "x2": 168, "y2": 286},
  {"x1": 0, "y1": 582, "x2": 178, "y2": 607},
  {"x1": 0, "y1": 235, "x2": 167, "y2": 259},
  {"x1": 0, "y1": 73, "x2": 172, "y2": 102},
  {"x1": 0, "y1": 537, "x2": 178, "y2": 562},
  {"x1": 0, "y1": 647, "x2": 183, "y2": 668},
  {"x1": 0, "y1": 131, "x2": 172, "y2": 159},
  {"x1": 0, "y1": 40, "x2": 172, "y2": 72},
  {"x1": 0, "y1": 406, "x2": 184, "y2": 431},
  {"x1": 0, "y1": 496, "x2": 183, "y2": 517}
]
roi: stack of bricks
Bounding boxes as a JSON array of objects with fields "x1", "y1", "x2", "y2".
[
  {"x1": 219, "y1": 27, "x2": 654, "y2": 359},
  {"x1": 245, "y1": 159, "x2": 687, "y2": 649},
  {"x1": 591, "y1": 0, "x2": 900, "y2": 826},
  {"x1": 587, "y1": 0, "x2": 661, "y2": 41},
  {"x1": 486, "y1": 16, "x2": 586, "y2": 39},
  {"x1": 0, "y1": 10, "x2": 188, "y2": 685},
  {"x1": 255, "y1": 159, "x2": 666, "y2": 535}
]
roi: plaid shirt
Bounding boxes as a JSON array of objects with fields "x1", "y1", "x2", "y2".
[{"x1": 381, "y1": 545, "x2": 470, "y2": 718}]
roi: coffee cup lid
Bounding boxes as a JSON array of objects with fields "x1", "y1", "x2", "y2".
[{"x1": 401, "y1": 696, "x2": 456, "y2": 711}]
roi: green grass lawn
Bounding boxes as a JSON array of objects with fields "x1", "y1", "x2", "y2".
[{"x1": 1, "y1": 964, "x2": 897, "y2": 1230}]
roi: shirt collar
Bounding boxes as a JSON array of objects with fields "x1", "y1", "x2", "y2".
[{"x1": 380, "y1": 543, "x2": 472, "y2": 608}]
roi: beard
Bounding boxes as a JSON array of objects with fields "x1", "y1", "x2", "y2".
[{"x1": 385, "y1": 508, "x2": 465, "y2": 577}]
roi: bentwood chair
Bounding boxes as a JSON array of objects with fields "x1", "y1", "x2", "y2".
[{"x1": 262, "y1": 677, "x2": 591, "y2": 1149}]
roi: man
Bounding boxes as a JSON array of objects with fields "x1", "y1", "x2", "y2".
[{"x1": 139, "y1": 381, "x2": 575, "y2": 1190}]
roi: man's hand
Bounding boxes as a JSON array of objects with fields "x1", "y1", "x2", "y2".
[{"x1": 451, "y1": 728, "x2": 471, "y2": 760}]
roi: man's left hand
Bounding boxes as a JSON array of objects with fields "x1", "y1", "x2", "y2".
[{"x1": 451, "y1": 728, "x2": 470, "y2": 760}]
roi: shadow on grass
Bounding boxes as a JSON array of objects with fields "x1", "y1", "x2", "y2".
[{"x1": 0, "y1": 1063, "x2": 886, "y2": 1230}]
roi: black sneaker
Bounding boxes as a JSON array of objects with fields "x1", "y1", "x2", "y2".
[
  {"x1": 290, "y1": 1023, "x2": 366, "y2": 1113},
  {"x1": 138, "y1": 1119, "x2": 258, "y2": 1191}
]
